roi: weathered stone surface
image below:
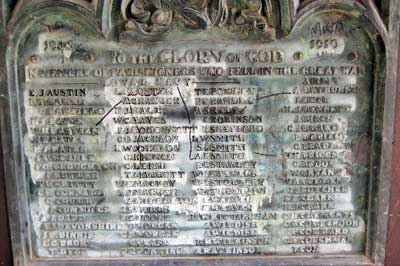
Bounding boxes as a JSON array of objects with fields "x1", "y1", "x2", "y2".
[{"x1": 2, "y1": 0, "x2": 392, "y2": 265}]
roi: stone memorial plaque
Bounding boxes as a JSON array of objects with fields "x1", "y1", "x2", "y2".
[{"x1": 1, "y1": 0, "x2": 392, "y2": 265}]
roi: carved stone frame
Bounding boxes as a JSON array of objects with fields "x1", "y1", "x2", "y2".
[{"x1": 0, "y1": 0, "x2": 397, "y2": 265}]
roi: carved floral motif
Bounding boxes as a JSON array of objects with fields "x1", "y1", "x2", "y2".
[{"x1": 121, "y1": 0, "x2": 273, "y2": 36}]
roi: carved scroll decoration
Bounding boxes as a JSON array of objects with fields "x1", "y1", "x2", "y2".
[{"x1": 121, "y1": 0, "x2": 274, "y2": 36}]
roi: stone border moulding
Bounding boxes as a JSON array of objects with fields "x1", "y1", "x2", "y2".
[{"x1": 0, "y1": 0, "x2": 396, "y2": 266}]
